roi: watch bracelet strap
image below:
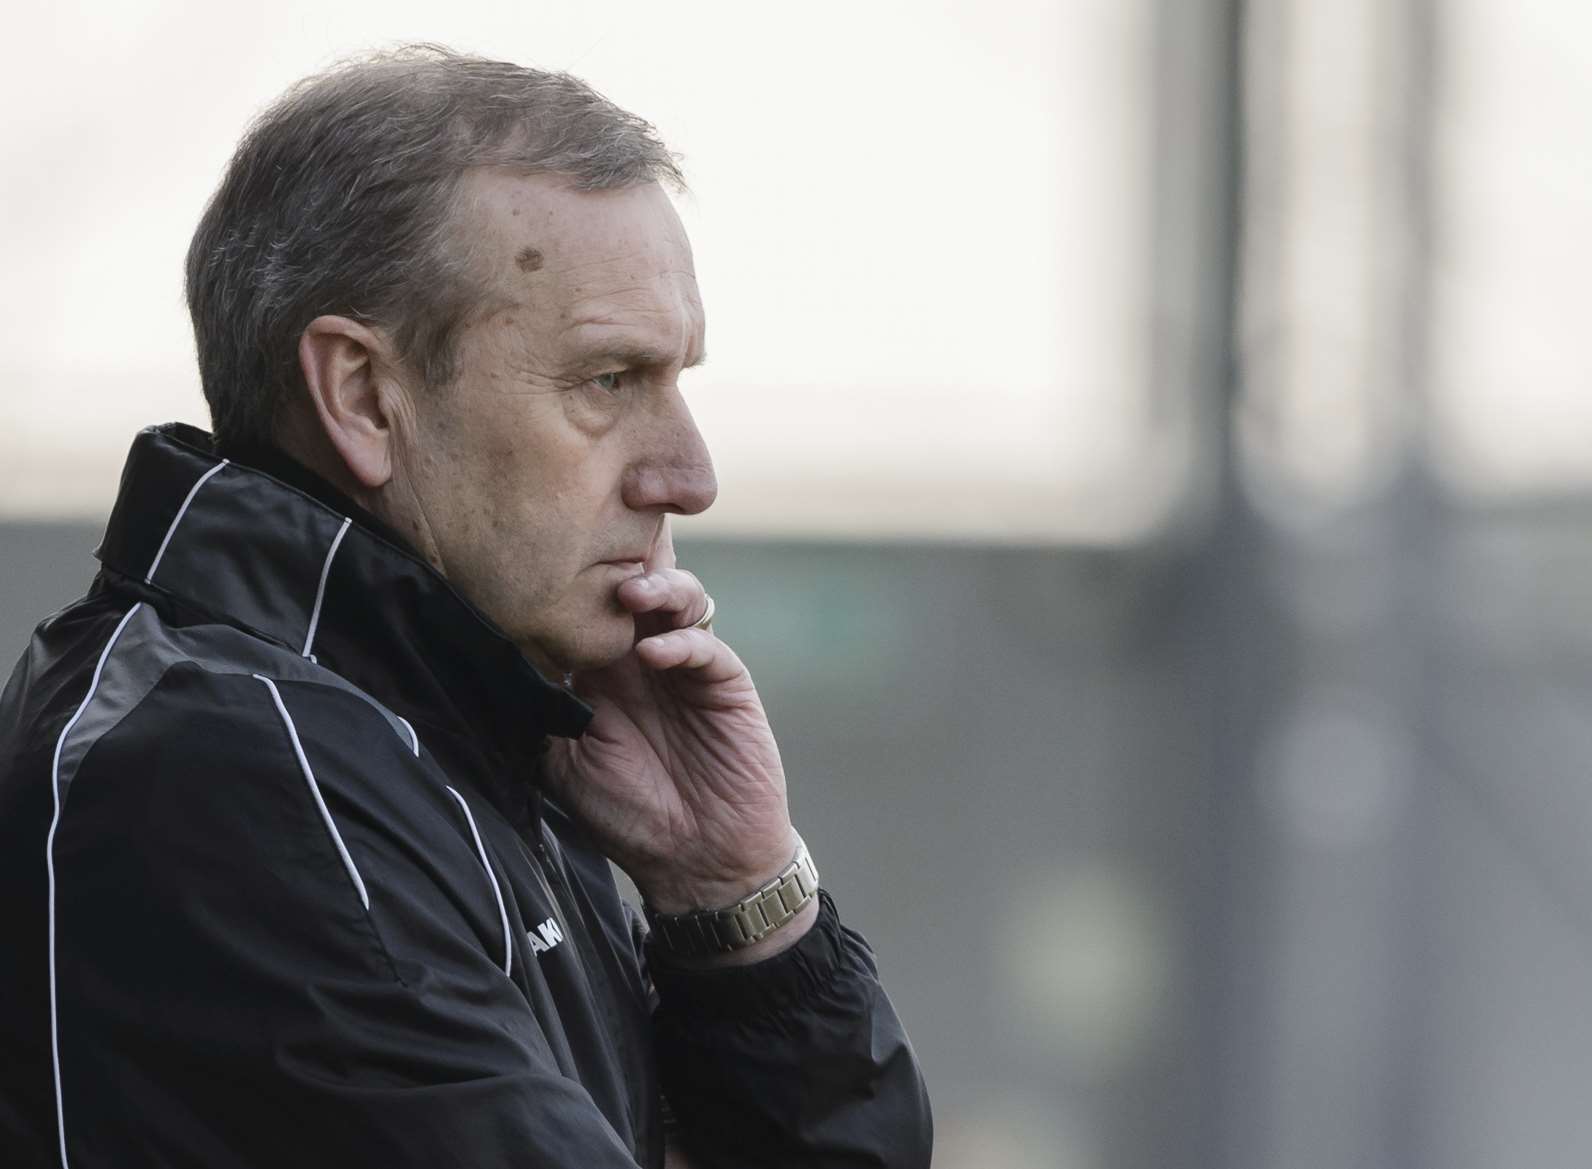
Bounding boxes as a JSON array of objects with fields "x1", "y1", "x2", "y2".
[{"x1": 645, "y1": 839, "x2": 820, "y2": 956}]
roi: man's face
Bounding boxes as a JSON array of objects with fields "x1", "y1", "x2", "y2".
[{"x1": 388, "y1": 171, "x2": 715, "y2": 675}]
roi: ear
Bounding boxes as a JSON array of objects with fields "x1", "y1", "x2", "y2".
[{"x1": 296, "y1": 315, "x2": 407, "y2": 490}]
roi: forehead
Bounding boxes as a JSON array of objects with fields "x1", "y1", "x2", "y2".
[{"x1": 456, "y1": 170, "x2": 703, "y2": 360}]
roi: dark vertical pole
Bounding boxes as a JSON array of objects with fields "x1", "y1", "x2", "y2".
[
  {"x1": 1153, "y1": 0, "x2": 1254, "y2": 1165},
  {"x1": 1201, "y1": 6, "x2": 1263, "y2": 1163}
]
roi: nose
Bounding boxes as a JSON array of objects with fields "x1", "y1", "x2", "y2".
[{"x1": 622, "y1": 388, "x2": 718, "y2": 516}]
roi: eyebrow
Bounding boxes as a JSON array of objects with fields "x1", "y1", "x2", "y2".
[{"x1": 582, "y1": 343, "x2": 707, "y2": 371}]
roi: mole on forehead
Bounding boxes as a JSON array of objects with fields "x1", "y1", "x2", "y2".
[{"x1": 514, "y1": 245, "x2": 545, "y2": 273}]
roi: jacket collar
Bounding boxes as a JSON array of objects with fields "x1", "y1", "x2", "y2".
[{"x1": 96, "y1": 422, "x2": 592, "y2": 826}]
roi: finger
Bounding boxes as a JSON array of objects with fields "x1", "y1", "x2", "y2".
[
  {"x1": 634, "y1": 628, "x2": 743, "y2": 680},
  {"x1": 616, "y1": 567, "x2": 708, "y2": 624},
  {"x1": 644, "y1": 515, "x2": 677, "y2": 575}
]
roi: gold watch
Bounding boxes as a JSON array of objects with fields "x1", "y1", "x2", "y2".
[{"x1": 645, "y1": 839, "x2": 820, "y2": 956}]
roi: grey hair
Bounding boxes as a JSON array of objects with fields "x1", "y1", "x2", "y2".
[{"x1": 184, "y1": 44, "x2": 684, "y2": 449}]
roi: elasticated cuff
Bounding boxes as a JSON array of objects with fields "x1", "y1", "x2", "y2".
[{"x1": 648, "y1": 889, "x2": 844, "y2": 1022}]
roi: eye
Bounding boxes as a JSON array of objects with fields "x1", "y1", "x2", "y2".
[{"x1": 591, "y1": 371, "x2": 624, "y2": 394}]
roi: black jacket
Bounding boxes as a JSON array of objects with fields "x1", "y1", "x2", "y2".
[{"x1": 0, "y1": 423, "x2": 932, "y2": 1168}]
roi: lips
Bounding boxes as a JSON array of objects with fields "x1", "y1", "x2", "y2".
[{"x1": 599, "y1": 540, "x2": 655, "y2": 572}]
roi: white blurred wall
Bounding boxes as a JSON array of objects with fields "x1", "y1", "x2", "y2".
[{"x1": 0, "y1": 0, "x2": 1170, "y2": 543}]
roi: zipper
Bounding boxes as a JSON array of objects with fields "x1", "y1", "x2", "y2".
[
  {"x1": 516, "y1": 830, "x2": 578, "y2": 953},
  {"x1": 519, "y1": 823, "x2": 660, "y2": 1161}
]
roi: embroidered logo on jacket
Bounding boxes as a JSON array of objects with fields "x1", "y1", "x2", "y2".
[{"x1": 528, "y1": 917, "x2": 564, "y2": 955}]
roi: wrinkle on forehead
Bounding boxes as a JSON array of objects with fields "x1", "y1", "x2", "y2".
[
  {"x1": 525, "y1": 249, "x2": 697, "y2": 285},
  {"x1": 557, "y1": 261, "x2": 704, "y2": 363},
  {"x1": 459, "y1": 170, "x2": 703, "y2": 360},
  {"x1": 563, "y1": 302, "x2": 706, "y2": 372}
]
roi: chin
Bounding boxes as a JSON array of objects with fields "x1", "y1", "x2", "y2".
[
  {"x1": 524, "y1": 613, "x2": 637, "y2": 677},
  {"x1": 574, "y1": 636, "x2": 637, "y2": 672}
]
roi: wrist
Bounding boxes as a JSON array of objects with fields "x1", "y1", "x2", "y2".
[
  {"x1": 636, "y1": 828, "x2": 802, "y2": 915},
  {"x1": 656, "y1": 897, "x2": 819, "y2": 970},
  {"x1": 643, "y1": 834, "x2": 819, "y2": 962}
]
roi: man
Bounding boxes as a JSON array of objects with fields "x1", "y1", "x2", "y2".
[{"x1": 0, "y1": 47, "x2": 931, "y2": 1168}]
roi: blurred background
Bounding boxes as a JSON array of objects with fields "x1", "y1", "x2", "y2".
[{"x1": 4, "y1": 1, "x2": 1590, "y2": 1166}]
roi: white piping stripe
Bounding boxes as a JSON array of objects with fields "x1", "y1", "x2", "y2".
[
  {"x1": 445, "y1": 785, "x2": 513, "y2": 979},
  {"x1": 47, "y1": 602, "x2": 143, "y2": 1169},
  {"x1": 145, "y1": 460, "x2": 229, "y2": 584},
  {"x1": 301, "y1": 517, "x2": 351, "y2": 658},
  {"x1": 395, "y1": 715, "x2": 420, "y2": 758},
  {"x1": 253, "y1": 674, "x2": 370, "y2": 911}
]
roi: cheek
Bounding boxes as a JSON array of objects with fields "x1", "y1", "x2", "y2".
[
  {"x1": 420, "y1": 400, "x2": 626, "y2": 596},
  {"x1": 467, "y1": 452, "x2": 595, "y2": 588}
]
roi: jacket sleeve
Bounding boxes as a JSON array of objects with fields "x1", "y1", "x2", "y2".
[
  {"x1": 50, "y1": 666, "x2": 645, "y2": 1169},
  {"x1": 649, "y1": 890, "x2": 934, "y2": 1168}
]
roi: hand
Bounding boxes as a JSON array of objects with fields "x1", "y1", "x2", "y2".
[{"x1": 542, "y1": 518, "x2": 802, "y2": 921}]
